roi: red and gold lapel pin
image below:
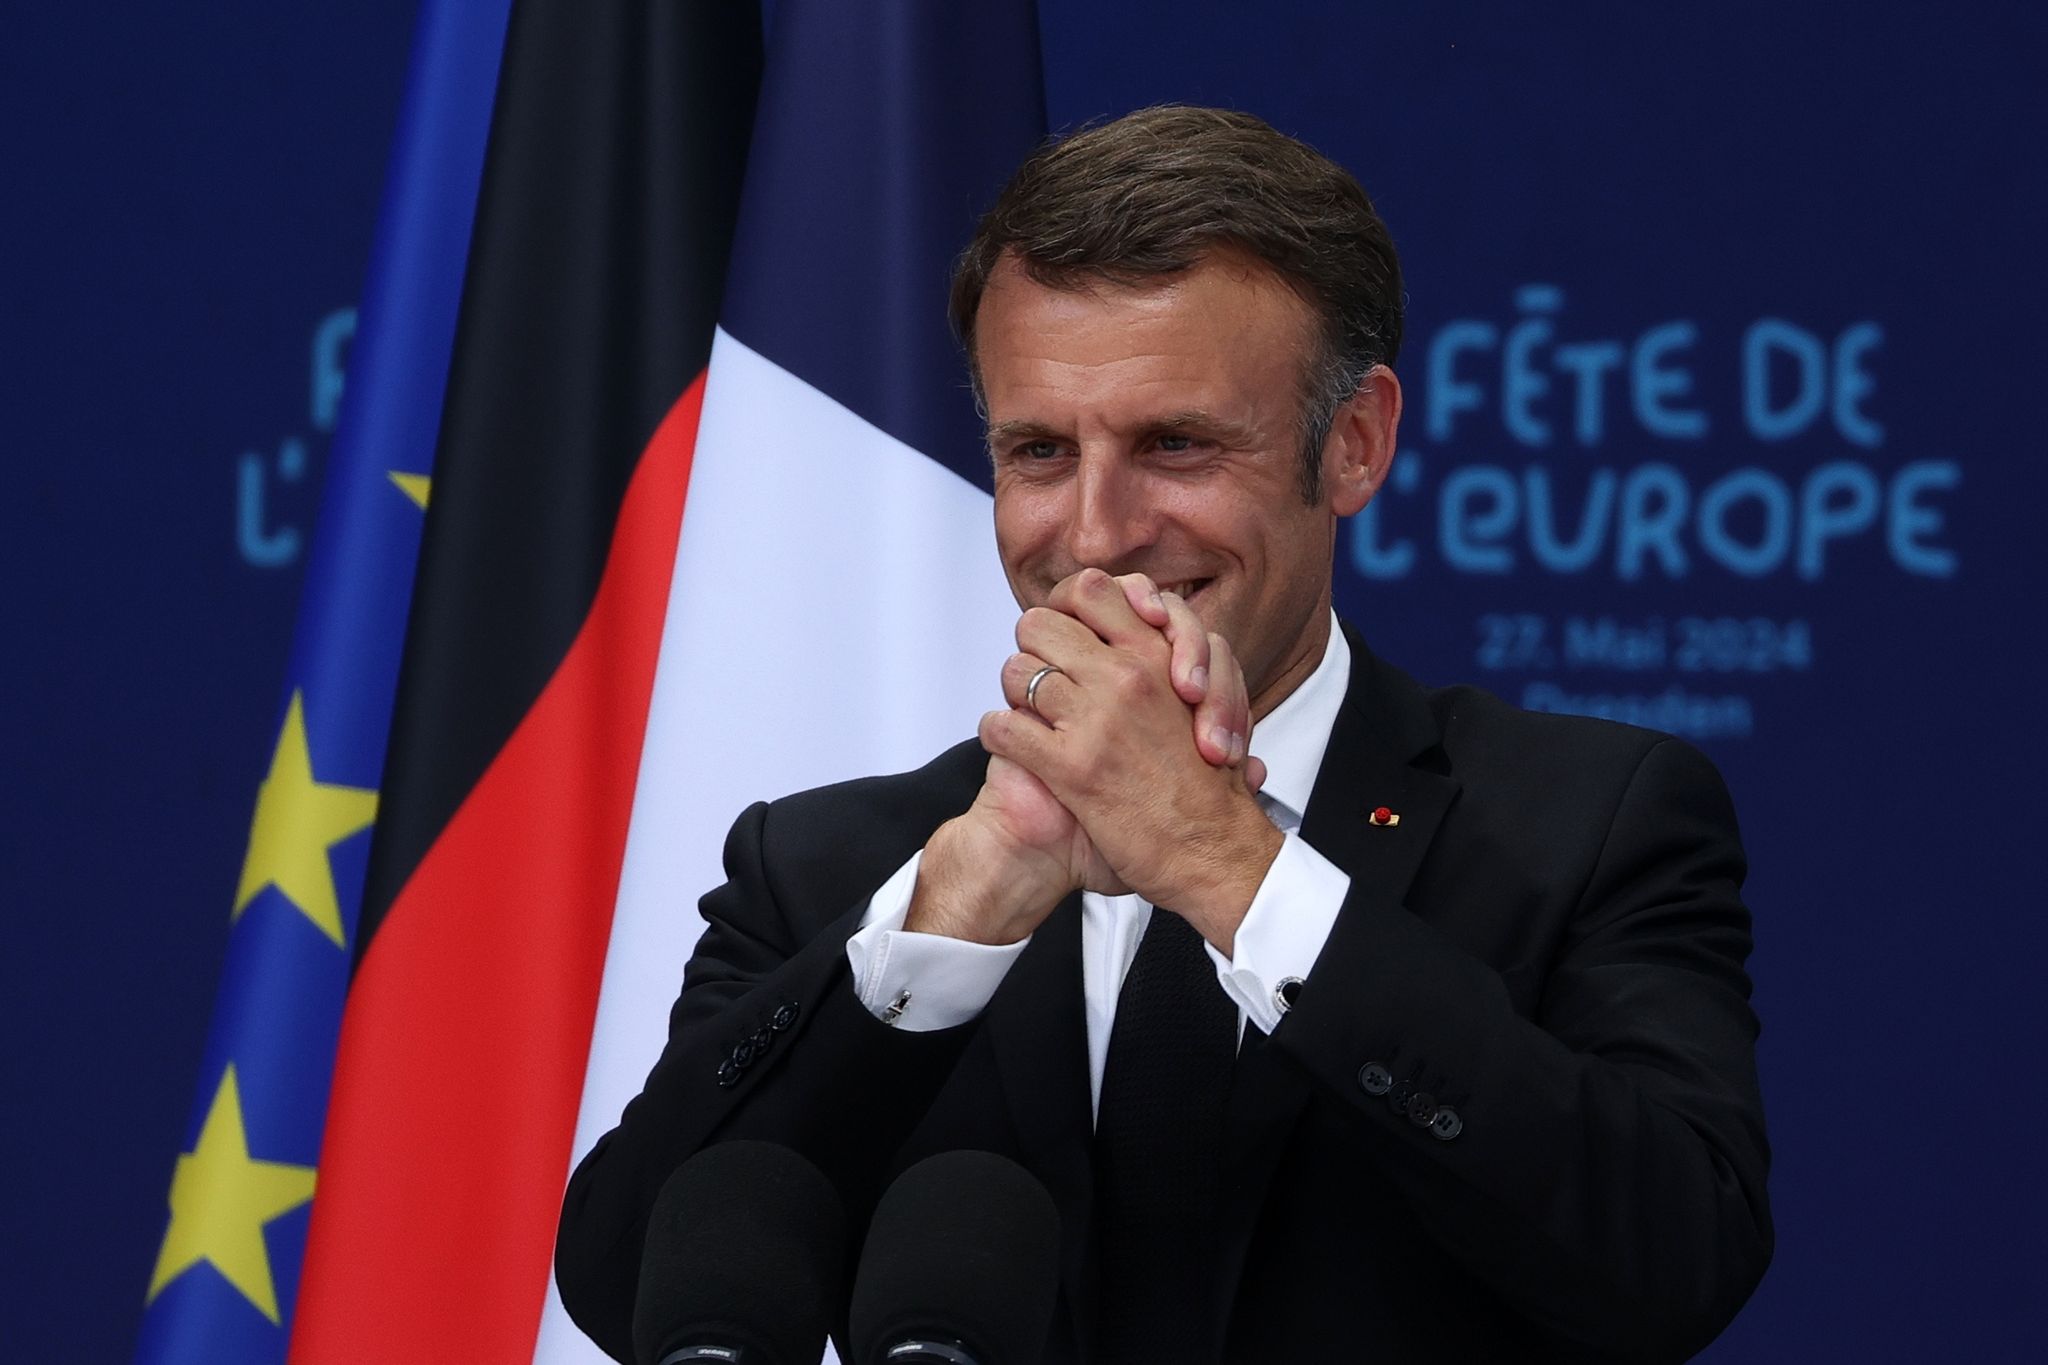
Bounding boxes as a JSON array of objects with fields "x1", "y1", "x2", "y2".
[{"x1": 1370, "y1": 805, "x2": 1401, "y2": 827}]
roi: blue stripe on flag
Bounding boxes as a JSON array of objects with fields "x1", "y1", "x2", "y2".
[
  {"x1": 720, "y1": 0, "x2": 1047, "y2": 492},
  {"x1": 131, "y1": 2, "x2": 509, "y2": 1359}
]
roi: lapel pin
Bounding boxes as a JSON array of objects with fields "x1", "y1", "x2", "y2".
[{"x1": 1370, "y1": 805, "x2": 1401, "y2": 827}]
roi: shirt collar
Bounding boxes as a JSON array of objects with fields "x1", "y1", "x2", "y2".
[{"x1": 1246, "y1": 612, "x2": 1350, "y2": 824}]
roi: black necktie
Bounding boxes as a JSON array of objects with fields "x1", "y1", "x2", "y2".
[{"x1": 1091, "y1": 906, "x2": 1237, "y2": 1364}]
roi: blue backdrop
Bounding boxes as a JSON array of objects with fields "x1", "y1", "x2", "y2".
[{"x1": 4, "y1": 3, "x2": 2041, "y2": 1360}]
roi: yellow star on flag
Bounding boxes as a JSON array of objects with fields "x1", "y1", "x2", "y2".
[
  {"x1": 388, "y1": 470, "x2": 431, "y2": 509},
  {"x1": 146, "y1": 1065, "x2": 318, "y2": 1323},
  {"x1": 233, "y1": 691, "x2": 377, "y2": 948}
]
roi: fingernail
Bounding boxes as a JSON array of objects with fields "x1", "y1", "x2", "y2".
[
  {"x1": 1149, "y1": 590, "x2": 1165, "y2": 611},
  {"x1": 1232, "y1": 731, "x2": 1247, "y2": 764},
  {"x1": 1209, "y1": 726, "x2": 1233, "y2": 757},
  {"x1": 1190, "y1": 664, "x2": 1209, "y2": 693}
]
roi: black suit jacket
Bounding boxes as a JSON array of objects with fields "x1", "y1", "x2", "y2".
[{"x1": 556, "y1": 625, "x2": 1771, "y2": 1363}]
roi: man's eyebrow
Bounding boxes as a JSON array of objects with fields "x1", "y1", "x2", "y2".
[
  {"x1": 985, "y1": 419, "x2": 1064, "y2": 445},
  {"x1": 1143, "y1": 410, "x2": 1260, "y2": 444},
  {"x1": 986, "y1": 411, "x2": 1261, "y2": 446}
]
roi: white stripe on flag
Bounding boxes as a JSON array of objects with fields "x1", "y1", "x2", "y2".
[{"x1": 534, "y1": 326, "x2": 1017, "y2": 1363}]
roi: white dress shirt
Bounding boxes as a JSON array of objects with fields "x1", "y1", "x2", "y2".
[{"x1": 846, "y1": 616, "x2": 1354, "y2": 1116}]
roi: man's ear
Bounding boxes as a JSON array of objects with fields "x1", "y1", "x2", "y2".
[{"x1": 1324, "y1": 365, "x2": 1403, "y2": 516}]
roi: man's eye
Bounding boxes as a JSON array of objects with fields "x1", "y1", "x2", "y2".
[
  {"x1": 1018, "y1": 440, "x2": 1062, "y2": 461},
  {"x1": 1157, "y1": 434, "x2": 1198, "y2": 453}
]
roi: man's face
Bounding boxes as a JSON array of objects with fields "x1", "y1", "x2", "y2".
[{"x1": 977, "y1": 251, "x2": 1377, "y2": 715}]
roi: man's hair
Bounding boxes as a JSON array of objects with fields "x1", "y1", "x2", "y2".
[{"x1": 949, "y1": 105, "x2": 1403, "y2": 502}]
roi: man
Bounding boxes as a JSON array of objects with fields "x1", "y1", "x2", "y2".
[{"x1": 557, "y1": 106, "x2": 1771, "y2": 1363}]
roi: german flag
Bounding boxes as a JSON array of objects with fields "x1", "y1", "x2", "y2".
[
  {"x1": 288, "y1": 2, "x2": 762, "y2": 1360},
  {"x1": 291, "y1": 0, "x2": 1047, "y2": 1357}
]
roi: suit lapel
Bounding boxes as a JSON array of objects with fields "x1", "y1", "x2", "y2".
[
  {"x1": 982, "y1": 892, "x2": 1099, "y2": 1339},
  {"x1": 1213, "y1": 625, "x2": 1462, "y2": 1325}
]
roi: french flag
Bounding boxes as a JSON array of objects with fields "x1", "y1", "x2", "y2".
[{"x1": 290, "y1": 2, "x2": 1046, "y2": 1362}]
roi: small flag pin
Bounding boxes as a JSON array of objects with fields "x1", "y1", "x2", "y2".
[{"x1": 1370, "y1": 806, "x2": 1400, "y2": 827}]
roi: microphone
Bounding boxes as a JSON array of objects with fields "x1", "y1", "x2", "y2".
[
  {"x1": 632, "y1": 1140, "x2": 849, "y2": 1365},
  {"x1": 848, "y1": 1151, "x2": 1062, "y2": 1365}
]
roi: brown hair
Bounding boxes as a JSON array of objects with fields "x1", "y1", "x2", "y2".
[{"x1": 950, "y1": 105, "x2": 1403, "y2": 501}]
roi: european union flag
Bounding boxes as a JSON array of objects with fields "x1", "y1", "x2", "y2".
[{"x1": 131, "y1": 3, "x2": 511, "y2": 1357}]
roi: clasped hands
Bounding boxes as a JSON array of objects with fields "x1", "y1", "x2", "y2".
[{"x1": 908, "y1": 568, "x2": 1283, "y2": 954}]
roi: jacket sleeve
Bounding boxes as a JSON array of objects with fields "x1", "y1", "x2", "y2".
[
  {"x1": 553, "y1": 797, "x2": 975, "y2": 1363},
  {"x1": 1267, "y1": 736, "x2": 1772, "y2": 1363}
]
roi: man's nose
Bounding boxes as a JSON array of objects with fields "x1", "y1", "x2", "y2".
[{"x1": 1066, "y1": 453, "x2": 1154, "y2": 569}]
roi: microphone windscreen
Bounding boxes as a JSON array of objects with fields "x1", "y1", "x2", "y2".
[
  {"x1": 632, "y1": 1140, "x2": 848, "y2": 1365},
  {"x1": 848, "y1": 1150, "x2": 1061, "y2": 1365}
]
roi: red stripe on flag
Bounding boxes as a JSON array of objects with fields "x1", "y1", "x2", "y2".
[{"x1": 290, "y1": 371, "x2": 708, "y2": 1364}]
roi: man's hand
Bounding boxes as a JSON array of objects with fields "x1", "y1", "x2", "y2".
[
  {"x1": 985, "y1": 568, "x2": 1282, "y2": 948},
  {"x1": 1050, "y1": 571, "x2": 1268, "y2": 791},
  {"x1": 907, "y1": 570, "x2": 1264, "y2": 947}
]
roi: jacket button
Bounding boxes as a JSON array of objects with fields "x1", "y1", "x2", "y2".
[
  {"x1": 1386, "y1": 1079, "x2": 1413, "y2": 1114},
  {"x1": 1357, "y1": 1062, "x2": 1393, "y2": 1096},
  {"x1": 1429, "y1": 1106, "x2": 1464, "y2": 1141},
  {"x1": 1406, "y1": 1091, "x2": 1437, "y2": 1125},
  {"x1": 716, "y1": 1059, "x2": 741, "y2": 1088},
  {"x1": 770, "y1": 1002, "x2": 801, "y2": 1032},
  {"x1": 732, "y1": 1039, "x2": 756, "y2": 1067},
  {"x1": 751, "y1": 1027, "x2": 774, "y2": 1051}
]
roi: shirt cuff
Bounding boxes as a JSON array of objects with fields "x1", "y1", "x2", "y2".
[
  {"x1": 845, "y1": 849, "x2": 1028, "y2": 1031},
  {"x1": 1205, "y1": 832, "x2": 1351, "y2": 1034}
]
